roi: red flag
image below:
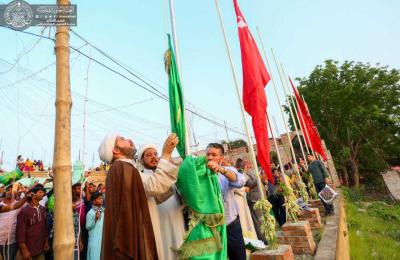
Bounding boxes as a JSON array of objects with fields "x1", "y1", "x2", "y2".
[
  {"x1": 233, "y1": 0, "x2": 273, "y2": 183},
  {"x1": 289, "y1": 77, "x2": 327, "y2": 160}
]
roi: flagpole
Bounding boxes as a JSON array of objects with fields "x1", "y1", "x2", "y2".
[
  {"x1": 254, "y1": 28, "x2": 297, "y2": 165},
  {"x1": 301, "y1": 94, "x2": 317, "y2": 157},
  {"x1": 291, "y1": 80, "x2": 315, "y2": 157},
  {"x1": 266, "y1": 114, "x2": 289, "y2": 187},
  {"x1": 268, "y1": 49, "x2": 311, "y2": 199},
  {"x1": 168, "y1": 0, "x2": 191, "y2": 156},
  {"x1": 214, "y1": 0, "x2": 265, "y2": 199},
  {"x1": 280, "y1": 65, "x2": 310, "y2": 155},
  {"x1": 278, "y1": 63, "x2": 308, "y2": 167}
]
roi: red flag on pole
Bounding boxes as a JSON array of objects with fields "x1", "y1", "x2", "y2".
[
  {"x1": 289, "y1": 77, "x2": 327, "y2": 160},
  {"x1": 233, "y1": 0, "x2": 273, "y2": 183}
]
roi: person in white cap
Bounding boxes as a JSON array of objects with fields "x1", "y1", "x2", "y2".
[
  {"x1": 98, "y1": 133, "x2": 179, "y2": 260},
  {"x1": 138, "y1": 143, "x2": 185, "y2": 260}
]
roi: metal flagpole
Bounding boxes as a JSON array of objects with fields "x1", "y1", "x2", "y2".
[
  {"x1": 214, "y1": 0, "x2": 265, "y2": 199},
  {"x1": 168, "y1": 0, "x2": 191, "y2": 156},
  {"x1": 280, "y1": 65, "x2": 310, "y2": 155},
  {"x1": 290, "y1": 81, "x2": 315, "y2": 157},
  {"x1": 254, "y1": 27, "x2": 298, "y2": 166},
  {"x1": 278, "y1": 63, "x2": 308, "y2": 167},
  {"x1": 301, "y1": 94, "x2": 317, "y2": 157},
  {"x1": 267, "y1": 114, "x2": 290, "y2": 187},
  {"x1": 268, "y1": 48, "x2": 309, "y2": 195}
]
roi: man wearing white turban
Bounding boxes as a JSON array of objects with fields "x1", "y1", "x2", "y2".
[
  {"x1": 138, "y1": 143, "x2": 185, "y2": 260},
  {"x1": 99, "y1": 133, "x2": 179, "y2": 260}
]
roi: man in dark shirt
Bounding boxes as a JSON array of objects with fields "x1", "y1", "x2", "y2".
[
  {"x1": 16, "y1": 184, "x2": 49, "y2": 260},
  {"x1": 307, "y1": 154, "x2": 334, "y2": 215}
]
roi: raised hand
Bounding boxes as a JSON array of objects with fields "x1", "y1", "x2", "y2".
[
  {"x1": 207, "y1": 161, "x2": 223, "y2": 173},
  {"x1": 161, "y1": 133, "x2": 179, "y2": 161}
]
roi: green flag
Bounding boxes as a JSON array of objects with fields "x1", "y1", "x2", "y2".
[
  {"x1": 0, "y1": 168, "x2": 23, "y2": 185},
  {"x1": 176, "y1": 156, "x2": 227, "y2": 259},
  {"x1": 164, "y1": 34, "x2": 186, "y2": 158}
]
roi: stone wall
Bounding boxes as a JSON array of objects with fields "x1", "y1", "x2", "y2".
[{"x1": 314, "y1": 190, "x2": 350, "y2": 260}]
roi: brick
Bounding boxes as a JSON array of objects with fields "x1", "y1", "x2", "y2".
[
  {"x1": 281, "y1": 221, "x2": 310, "y2": 231},
  {"x1": 292, "y1": 247, "x2": 316, "y2": 255},
  {"x1": 299, "y1": 208, "x2": 322, "y2": 231},
  {"x1": 281, "y1": 229, "x2": 311, "y2": 237},
  {"x1": 277, "y1": 221, "x2": 316, "y2": 256},
  {"x1": 251, "y1": 245, "x2": 294, "y2": 260}
]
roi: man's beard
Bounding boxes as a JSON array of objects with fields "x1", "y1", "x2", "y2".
[
  {"x1": 143, "y1": 160, "x2": 157, "y2": 171},
  {"x1": 117, "y1": 145, "x2": 137, "y2": 159}
]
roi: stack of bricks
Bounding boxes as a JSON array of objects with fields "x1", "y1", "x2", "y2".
[
  {"x1": 251, "y1": 244, "x2": 294, "y2": 260},
  {"x1": 298, "y1": 208, "x2": 322, "y2": 230},
  {"x1": 277, "y1": 221, "x2": 316, "y2": 255},
  {"x1": 309, "y1": 199, "x2": 326, "y2": 216}
]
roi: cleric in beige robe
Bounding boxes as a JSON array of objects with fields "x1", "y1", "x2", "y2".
[
  {"x1": 98, "y1": 133, "x2": 180, "y2": 260},
  {"x1": 138, "y1": 143, "x2": 185, "y2": 260}
]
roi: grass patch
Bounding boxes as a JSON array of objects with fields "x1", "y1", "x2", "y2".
[{"x1": 343, "y1": 187, "x2": 400, "y2": 259}]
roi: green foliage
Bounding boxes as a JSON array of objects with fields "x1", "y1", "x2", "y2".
[
  {"x1": 342, "y1": 186, "x2": 364, "y2": 202},
  {"x1": 367, "y1": 202, "x2": 400, "y2": 222},
  {"x1": 222, "y1": 139, "x2": 248, "y2": 150},
  {"x1": 344, "y1": 188, "x2": 400, "y2": 259},
  {"x1": 292, "y1": 60, "x2": 400, "y2": 187},
  {"x1": 254, "y1": 198, "x2": 278, "y2": 250},
  {"x1": 270, "y1": 151, "x2": 279, "y2": 166},
  {"x1": 304, "y1": 171, "x2": 318, "y2": 199},
  {"x1": 279, "y1": 183, "x2": 301, "y2": 222}
]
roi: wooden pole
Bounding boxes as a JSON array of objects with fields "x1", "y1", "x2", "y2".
[
  {"x1": 168, "y1": 0, "x2": 191, "y2": 156},
  {"x1": 214, "y1": 0, "x2": 265, "y2": 199},
  {"x1": 53, "y1": 0, "x2": 74, "y2": 258}
]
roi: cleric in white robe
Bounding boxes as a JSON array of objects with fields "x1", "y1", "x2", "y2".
[{"x1": 138, "y1": 143, "x2": 185, "y2": 260}]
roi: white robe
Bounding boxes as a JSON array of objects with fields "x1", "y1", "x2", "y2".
[
  {"x1": 234, "y1": 188, "x2": 257, "y2": 239},
  {"x1": 140, "y1": 159, "x2": 185, "y2": 260}
]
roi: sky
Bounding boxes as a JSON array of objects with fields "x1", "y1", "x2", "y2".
[{"x1": 0, "y1": 0, "x2": 399, "y2": 171}]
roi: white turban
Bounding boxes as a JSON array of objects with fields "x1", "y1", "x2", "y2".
[
  {"x1": 98, "y1": 133, "x2": 118, "y2": 163},
  {"x1": 137, "y1": 144, "x2": 158, "y2": 161}
]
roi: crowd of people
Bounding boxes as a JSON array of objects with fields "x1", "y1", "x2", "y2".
[
  {"x1": 0, "y1": 133, "x2": 334, "y2": 260},
  {"x1": 0, "y1": 178, "x2": 106, "y2": 260},
  {"x1": 16, "y1": 156, "x2": 46, "y2": 172}
]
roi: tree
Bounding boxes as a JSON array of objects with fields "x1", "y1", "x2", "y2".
[
  {"x1": 225, "y1": 139, "x2": 248, "y2": 150},
  {"x1": 293, "y1": 60, "x2": 400, "y2": 187}
]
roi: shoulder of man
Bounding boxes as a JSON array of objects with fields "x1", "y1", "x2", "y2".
[
  {"x1": 18, "y1": 204, "x2": 30, "y2": 215},
  {"x1": 109, "y1": 160, "x2": 136, "y2": 173},
  {"x1": 224, "y1": 166, "x2": 240, "y2": 174}
]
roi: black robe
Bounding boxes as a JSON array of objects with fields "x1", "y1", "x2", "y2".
[{"x1": 101, "y1": 160, "x2": 158, "y2": 260}]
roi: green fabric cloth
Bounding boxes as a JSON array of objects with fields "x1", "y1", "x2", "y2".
[
  {"x1": 165, "y1": 34, "x2": 187, "y2": 158},
  {"x1": 176, "y1": 156, "x2": 227, "y2": 260},
  {"x1": 0, "y1": 168, "x2": 23, "y2": 185}
]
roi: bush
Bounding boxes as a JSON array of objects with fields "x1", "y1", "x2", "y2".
[
  {"x1": 342, "y1": 187, "x2": 364, "y2": 202},
  {"x1": 367, "y1": 202, "x2": 400, "y2": 222}
]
